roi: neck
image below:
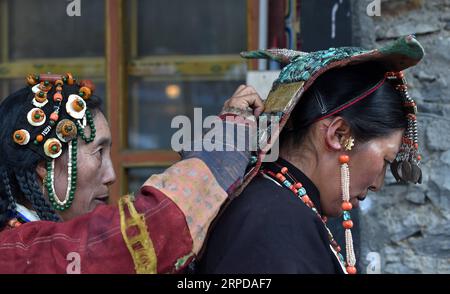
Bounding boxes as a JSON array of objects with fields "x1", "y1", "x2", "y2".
[{"x1": 279, "y1": 145, "x2": 321, "y2": 192}]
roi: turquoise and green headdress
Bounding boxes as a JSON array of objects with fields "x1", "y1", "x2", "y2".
[{"x1": 240, "y1": 35, "x2": 425, "y2": 189}]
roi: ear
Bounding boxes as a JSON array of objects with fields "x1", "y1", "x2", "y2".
[
  {"x1": 323, "y1": 117, "x2": 352, "y2": 151},
  {"x1": 35, "y1": 161, "x2": 47, "y2": 183}
]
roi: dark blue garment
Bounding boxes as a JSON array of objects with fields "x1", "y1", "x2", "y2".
[{"x1": 197, "y1": 158, "x2": 344, "y2": 274}]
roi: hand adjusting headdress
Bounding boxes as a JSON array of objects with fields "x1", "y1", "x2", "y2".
[{"x1": 238, "y1": 35, "x2": 425, "y2": 194}]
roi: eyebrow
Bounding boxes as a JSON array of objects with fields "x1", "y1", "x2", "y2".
[{"x1": 94, "y1": 137, "x2": 112, "y2": 148}]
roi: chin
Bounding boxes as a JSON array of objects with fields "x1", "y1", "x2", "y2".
[{"x1": 322, "y1": 206, "x2": 342, "y2": 218}]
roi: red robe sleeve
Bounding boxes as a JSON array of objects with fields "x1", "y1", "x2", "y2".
[
  {"x1": 0, "y1": 114, "x2": 254, "y2": 273},
  {"x1": 0, "y1": 157, "x2": 238, "y2": 273}
]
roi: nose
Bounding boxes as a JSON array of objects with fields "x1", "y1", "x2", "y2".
[
  {"x1": 103, "y1": 157, "x2": 117, "y2": 186},
  {"x1": 369, "y1": 164, "x2": 388, "y2": 192}
]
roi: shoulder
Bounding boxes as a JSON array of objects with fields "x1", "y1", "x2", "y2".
[
  {"x1": 230, "y1": 174, "x2": 319, "y2": 225},
  {"x1": 209, "y1": 174, "x2": 327, "y2": 248},
  {"x1": 198, "y1": 174, "x2": 336, "y2": 273}
]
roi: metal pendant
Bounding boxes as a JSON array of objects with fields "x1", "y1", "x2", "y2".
[
  {"x1": 411, "y1": 163, "x2": 422, "y2": 184},
  {"x1": 390, "y1": 159, "x2": 402, "y2": 183},
  {"x1": 56, "y1": 119, "x2": 78, "y2": 142},
  {"x1": 401, "y1": 160, "x2": 412, "y2": 182}
]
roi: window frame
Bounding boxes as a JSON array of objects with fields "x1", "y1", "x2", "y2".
[{"x1": 0, "y1": 0, "x2": 260, "y2": 199}]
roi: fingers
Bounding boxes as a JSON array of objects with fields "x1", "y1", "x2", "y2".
[
  {"x1": 252, "y1": 94, "x2": 265, "y2": 117},
  {"x1": 224, "y1": 85, "x2": 265, "y2": 118},
  {"x1": 232, "y1": 84, "x2": 247, "y2": 96}
]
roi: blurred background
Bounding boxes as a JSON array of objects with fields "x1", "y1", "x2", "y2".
[{"x1": 0, "y1": 0, "x2": 448, "y2": 273}]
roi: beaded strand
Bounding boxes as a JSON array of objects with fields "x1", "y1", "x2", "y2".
[
  {"x1": 46, "y1": 139, "x2": 78, "y2": 211},
  {"x1": 261, "y1": 164, "x2": 350, "y2": 272}
]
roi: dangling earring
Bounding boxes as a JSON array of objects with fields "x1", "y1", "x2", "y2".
[{"x1": 339, "y1": 136, "x2": 357, "y2": 274}]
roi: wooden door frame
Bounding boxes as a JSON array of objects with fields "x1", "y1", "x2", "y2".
[{"x1": 106, "y1": 0, "x2": 260, "y2": 200}]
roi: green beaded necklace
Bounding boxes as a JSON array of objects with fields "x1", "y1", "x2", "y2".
[
  {"x1": 45, "y1": 85, "x2": 96, "y2": 211},
  {"x1": 76, "y1": 109, "x2": 96, "y2": 143},
  {"x1": 46, "y1": 139, "x2": 78, "y2": 211}
]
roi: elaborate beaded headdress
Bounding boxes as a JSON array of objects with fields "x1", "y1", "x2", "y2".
[
  {"x1": 238, "y1": 35, "x2": 425, "y2": 192},
  {"x1": 11, "y1": 73, "x2": 97, "y2": 211}
]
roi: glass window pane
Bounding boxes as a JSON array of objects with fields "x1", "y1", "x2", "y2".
[
  {"x1": 133, "y1": 0, "x2": 247, "y2": 56},
  {"x1": 8, "y1": 0, "x2": 105, "y2": 60},
  {"x1": 127, "y1": 167, "x2": 167, "y2": 194},
  {"x1": 127, "y1": 79, "x2": 243, "y2": 150}
]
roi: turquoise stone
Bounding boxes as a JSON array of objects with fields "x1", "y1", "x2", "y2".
[
  {"x1": 298, "y1": 187, "x2": 306, "y2": 196},
  {"x1": 343, "y1": 211, "x2": 351, "y2": 221},
  {"x1": 283, "y1": 180, "x2": 291, "y2": 188},
  {"x1": 300, "y1": 71, "x2": 311, "y2": 81},
  {"x1": 322, "y1": 51, "x2": 336, "y2": 58}
]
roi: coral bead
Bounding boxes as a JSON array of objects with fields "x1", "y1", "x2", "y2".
[
  {"x1": 53, "y1": 93, "x2": 63, "y2": 102},
  {"x1": 66, "y1": 73, "x2": 75, "y2": 85},
  {"x1": 50, "y1": 113, "x2": 59, "y2": 121},
  {"x1": 26, "y1": 74, "x2": 37, "y2": 86},
  {"x1": 36, "y1": 135, "x2": 44, "y2": 142},
  {"x1": 341, "y1": 201, "x2": 353, "y2": 211},
  {"x1": 343, "y1": 220, "x2": 353, "y2": 229},
  {"x1": 79, "y1": 79, "x2": 96, "y2": 92},
  {"x1": 302, "y1": 195, "x2": 311, "y2": 204},
  {"x1": 281, "y1": 167, "x2": 288, "y2": 174},
  {"x1": 79, "y1": 86, "x2": 92, "y2": 100},
  {"x1": 276, "y1": 173, "x2": 286, "y2": 182},
  {"x1": 346, "y1": 266, "x2": 357, "y2": 274},
  {"x1": 339, "y1": 155, "x2": 350, "y2": 164},
  {"x1": 294, "y1": 182, "x2": 302, "y2": 189}
]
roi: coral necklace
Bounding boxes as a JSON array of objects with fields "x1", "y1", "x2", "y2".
[{"x1": 261, "y1": 163, "x2": 356, "y2": 274}]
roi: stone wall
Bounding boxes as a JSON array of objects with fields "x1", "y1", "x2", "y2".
[{"x1": 351, "y1": 0, "x2": 450, "y2": 274}]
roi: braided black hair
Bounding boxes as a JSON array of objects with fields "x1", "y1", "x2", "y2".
[
  {"x1": 0, "y1": 83, "x2": 102, "y2": 229},
  {"x1": 15, "y1": 169, "x2": 60, "y2": 222},
  {"x1": 1, "y1": 167, "x2": 16, "y2": 219}
]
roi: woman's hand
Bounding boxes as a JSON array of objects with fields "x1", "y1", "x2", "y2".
[{"x1": 222, "y1": 85, "x2": 265, "y2": 118}]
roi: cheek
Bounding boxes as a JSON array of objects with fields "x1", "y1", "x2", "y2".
[
  {"x1": 72, "y1": 153, "x2": 102, "y2": 202},
  {"x1": 350, "y1": 154, "x2": 385, "y2": 188},
  {"x1": 76, "y1": 154, "x2": 102, "y2": 188}
]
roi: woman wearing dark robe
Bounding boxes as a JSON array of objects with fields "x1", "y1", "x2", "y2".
[{"x1": 197, "y1": 35, "x2": 425, "y2": 274}]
